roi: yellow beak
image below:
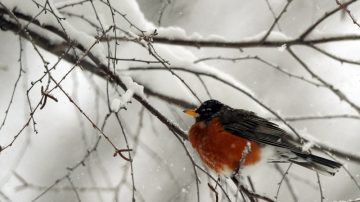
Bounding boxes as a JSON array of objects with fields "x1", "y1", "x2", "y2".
[{"x1": 183, "y1": 109, "x2": 199, "y2": 117}]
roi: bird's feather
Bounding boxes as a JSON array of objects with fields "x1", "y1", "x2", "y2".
[{"x1": 217, "y1": 107, "x2": 304, "y2": 153}]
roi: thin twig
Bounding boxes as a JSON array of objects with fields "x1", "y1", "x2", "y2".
[
  {"x1": 114, "y1": 113, "x2": 136, "y2": 201},
  {"x1": 247, "y1": 177, "x2": 258, "y2": 202},
  {"x1": 299, "y1": 0, "x2": 358, "y2": 39},
  {"x1": 146, "y1": 40, "x2": 203, "y2": 104},
  {"x1": 316, "y1": 172, "x2": 324, "y2": 202},
  {"x1": 0, "y1": 190, "x2": 12, "y2": 202},
  {"x1": 208, "y1": 183, "x2": 219, "y2": 202},
  {"x1": 194, "y1": 55, "x2": 323, "y2": 87},
  {"x1": 325, "y1": 153, "x2": 360, "y2": 193},
  {"x1": 287, "y1": 47, "x2": 360, "y2": 114},
  {"x1": 263, "y1": 0, "x2": 282, "y2": 31},
  {"x1": 157, "y1": 0, "x2": 172, "y2": 26},
  {"x1": 335, "y1": 0, "x2": 360, "y2": 29},
  {"x1": 107, "y1": 57, "x2": 162, "y2": 64},
  {"x1": 231, "y1": 176, "x2": 275, "y2": 202},
  {"x1": 56, "y1": 0, "x2": 90, "y2": 10},
  {"x1": 66, "y1": 176, "x2": 82, "y2": 202},
  {"x1": 261, "y1": 0, "x2": 293, "y2": 41},
  {"x1": 274, "y1": 163, "x2": 296, "y2": 201},
  {"x1": 0, "y1": 36, "x2": 24, "y2": 132},
  {"x1": 309, "y1": 44, "x2": 360, "y2": 66}
]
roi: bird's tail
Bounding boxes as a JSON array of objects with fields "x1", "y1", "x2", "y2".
[
  {"x1": 291, "y1": 152, "x2": 342, "y2": 176},
  {"x1": 271, "y1": 151, "x2": 342, "y2": 176}
]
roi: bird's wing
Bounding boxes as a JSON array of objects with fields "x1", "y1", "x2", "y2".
[{"x1": 218, "y1": 108, "x2": 304, "y2": 153}]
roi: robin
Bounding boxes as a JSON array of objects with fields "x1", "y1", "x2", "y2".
[{"x1": 184, "y1": 99, "x2": 342, "y2": 176}]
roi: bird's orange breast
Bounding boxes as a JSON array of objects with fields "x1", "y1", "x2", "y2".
[{"x1": 189, "y1": 118, "x2": 261, "y2": 174}]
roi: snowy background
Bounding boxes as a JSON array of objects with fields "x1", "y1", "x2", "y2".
[{"x1": 0, "y1": 0, "x2": 360, "y2": 201}]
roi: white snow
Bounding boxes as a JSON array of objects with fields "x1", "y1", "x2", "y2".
[
  {"x1": 266, "y1": 30, "x2": 292, "y2": 41},
  {"x1": 157, "y1": 27, "x2": 290, "y2": 42},
  {"x1": 157, "y1": 26, "x2": 187, "y2": 39},
  {"x1": 111, "y1": 89, "x2": 134, "y2": 111},
  {"x1": 278, "y1": 44, "x2": 287, "y2": 52},
  {"x1": 302, "y1": 141, "x2": 315, "y2": 152},
  {"x1": 119, "y1": 74, "x2": 145, "y2": 98},
  {"x1": 157, "y1": 26, "x2": 225, "y2": 41},
  {"x1": 301, "y1": 132, "x2": 320, "y2": 152}
]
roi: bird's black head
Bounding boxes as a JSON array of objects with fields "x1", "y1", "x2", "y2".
[{"x1": 184, "y1": 99, "x2": 224, "y2": 122}]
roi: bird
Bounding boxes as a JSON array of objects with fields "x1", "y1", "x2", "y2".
[{"x1": 183, "y1": 99, "x2": 342, "y2": 176}]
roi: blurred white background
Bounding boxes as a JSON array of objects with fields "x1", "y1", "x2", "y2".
[{"x1": 0, "y1": 0, "x2": 360, "y2": 201}]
